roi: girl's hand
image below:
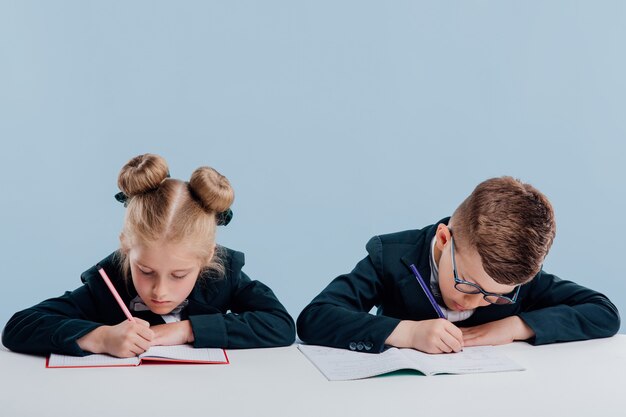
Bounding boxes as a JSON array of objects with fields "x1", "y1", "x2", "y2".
[
  {"x1": 385, "y1": 319, "x2": 464, "y2": 354},
  {"x1": 151, "y1": 320, "x2": 195, "y2": 346},
  {"x1": 77, "y1": 318, "x2": 154, "y2": 358},
  {"x1": 460, "y1": 316, "x2": 535, "y2": 347}
]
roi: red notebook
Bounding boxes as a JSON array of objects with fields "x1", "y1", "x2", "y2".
[{"x1": 46, "y1": 344, "x2": 229, "y2": 368}]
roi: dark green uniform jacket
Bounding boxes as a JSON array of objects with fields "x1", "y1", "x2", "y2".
[
  {"x1": 297, "y1": 219, "x2": 620, "y2": 353},
  {"x1": 3, "y1": 247, "x2": 295, "y2": 356}
]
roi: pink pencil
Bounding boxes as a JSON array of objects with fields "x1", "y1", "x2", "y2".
[{"x1": 97, "y1": 264, "x2": 135, "y2": 322}]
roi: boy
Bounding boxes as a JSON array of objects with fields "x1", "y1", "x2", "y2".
[{"x1": 297, "y1": 177, "x2": 620, "y2": 353}]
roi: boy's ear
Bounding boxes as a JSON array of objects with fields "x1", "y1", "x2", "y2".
[{"x1": 435, "y1": 223, "x2": 452, "y2": 250}]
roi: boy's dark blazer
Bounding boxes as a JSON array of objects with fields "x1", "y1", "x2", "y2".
[
  {"x1": 3, "y1": 247, "x2": 295, "y2": 356},
  {"x1": 297, "y1": 218, "x2": 620, "y2": 353}
]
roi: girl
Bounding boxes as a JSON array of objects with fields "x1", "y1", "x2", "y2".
[{"x1": 2, "y1": 154, "x2": 295, "y2": 357}]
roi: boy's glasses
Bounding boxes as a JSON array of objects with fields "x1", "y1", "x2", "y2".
[{"x1": 450, "y1": 235, "x2": 520, "y2": 305}]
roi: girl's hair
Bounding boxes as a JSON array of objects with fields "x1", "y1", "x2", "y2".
[
  {"x1": 116, "y1": 154, "x2": 234, "y2": 281},
  {"x1": 450, "y1": 176, "x2": 556, "y2": 285}
]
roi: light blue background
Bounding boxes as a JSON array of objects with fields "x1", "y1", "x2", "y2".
[{"x1": 1, "y1": 2, "x2": 624, "y2": 333}]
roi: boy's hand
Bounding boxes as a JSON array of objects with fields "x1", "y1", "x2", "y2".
[
  {"x1": 385, "y1": 319, "x2": 464, "y2": 354},
  {"x1": 151, "y1": 320, "x2": 195, "y2": 346},
  {"x1": 460, "y1": 316, "x2": 535, "y2": 347},
  {"x1": 77, "y1": 318, "x2": 154, "y2": 358}
]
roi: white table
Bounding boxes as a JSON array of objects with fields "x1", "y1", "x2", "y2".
[{"x1": 1, "y1": 336, "x2": 624, "y2": 417}]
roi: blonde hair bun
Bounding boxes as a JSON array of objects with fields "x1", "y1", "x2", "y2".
[
  {"x1": 118, "y1": 154, "x2": 170, "y2": 197},
  {"x1": 188, "y1": 167, "x2": 234, "y2": 213}
]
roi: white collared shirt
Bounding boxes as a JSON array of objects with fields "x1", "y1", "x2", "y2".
[
  {"x1": 429, "y1": 236, "x2": 475, "y2": 322},
  {"x1": 129, "y1": 296, "x2": 188, "y2": 324}
]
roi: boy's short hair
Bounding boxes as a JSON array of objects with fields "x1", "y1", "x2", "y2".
[{"x1": 451, "y1": 176, "x2": 556, "y2": 285}]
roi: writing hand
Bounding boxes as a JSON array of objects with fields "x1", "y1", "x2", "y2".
[
  {"x1": 77, "y1": 318, "x2": 154, "y2": 358},
  {"x1": 385, "y1": 319, "x2": 464, "y2": 354}
]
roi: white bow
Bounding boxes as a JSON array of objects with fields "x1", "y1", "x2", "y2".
[{"x1": 129, "y1": 296, "x2": 189, "y2": 315}]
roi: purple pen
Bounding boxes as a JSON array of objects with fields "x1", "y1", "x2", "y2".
[{"x1": 409, "y1": 264, "x2": 445, "y2": 319}]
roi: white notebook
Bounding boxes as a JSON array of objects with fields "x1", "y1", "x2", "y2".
[
  {"x1": 47, "y1": 344, "x2": 229, "y2": 368},
  {"x1": 298, "y1": 344, "x2": 525, "y2": 381}
]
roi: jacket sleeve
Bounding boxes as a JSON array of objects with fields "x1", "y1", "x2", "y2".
[
  {"x1": 296, "y1": 236, "x2": 402, "y2": 353},
  {"x1": 1, "y1": 283, "x2": 105, "y2": 356},
  {"x1": 518, "y1": 270, "x2": 620, "y2": 345},
  {"x1": 188, "y1": 270, "x2": 295, "y2": 349}
]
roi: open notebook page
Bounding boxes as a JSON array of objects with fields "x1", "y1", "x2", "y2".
[
  {"x1": 48, "y1": 353, "x2": 139, "y2": 367},
  {"x1": 140, "y1": 344, "x2": 228, "y2": 362},
  {"x1": 400, "y1": 346, "x2": 525, "y2": 375},
  {"x1": 298, "y1": 345, "x2": 412, "y2": 380}
]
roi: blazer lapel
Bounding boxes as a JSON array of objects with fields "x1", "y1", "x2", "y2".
[
  {"x1": 184, "y1": 279, "x2": 225, "y2": 317},
  {"x1": 398, "y1": 230, "x2": 442, "y2": 321}
]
